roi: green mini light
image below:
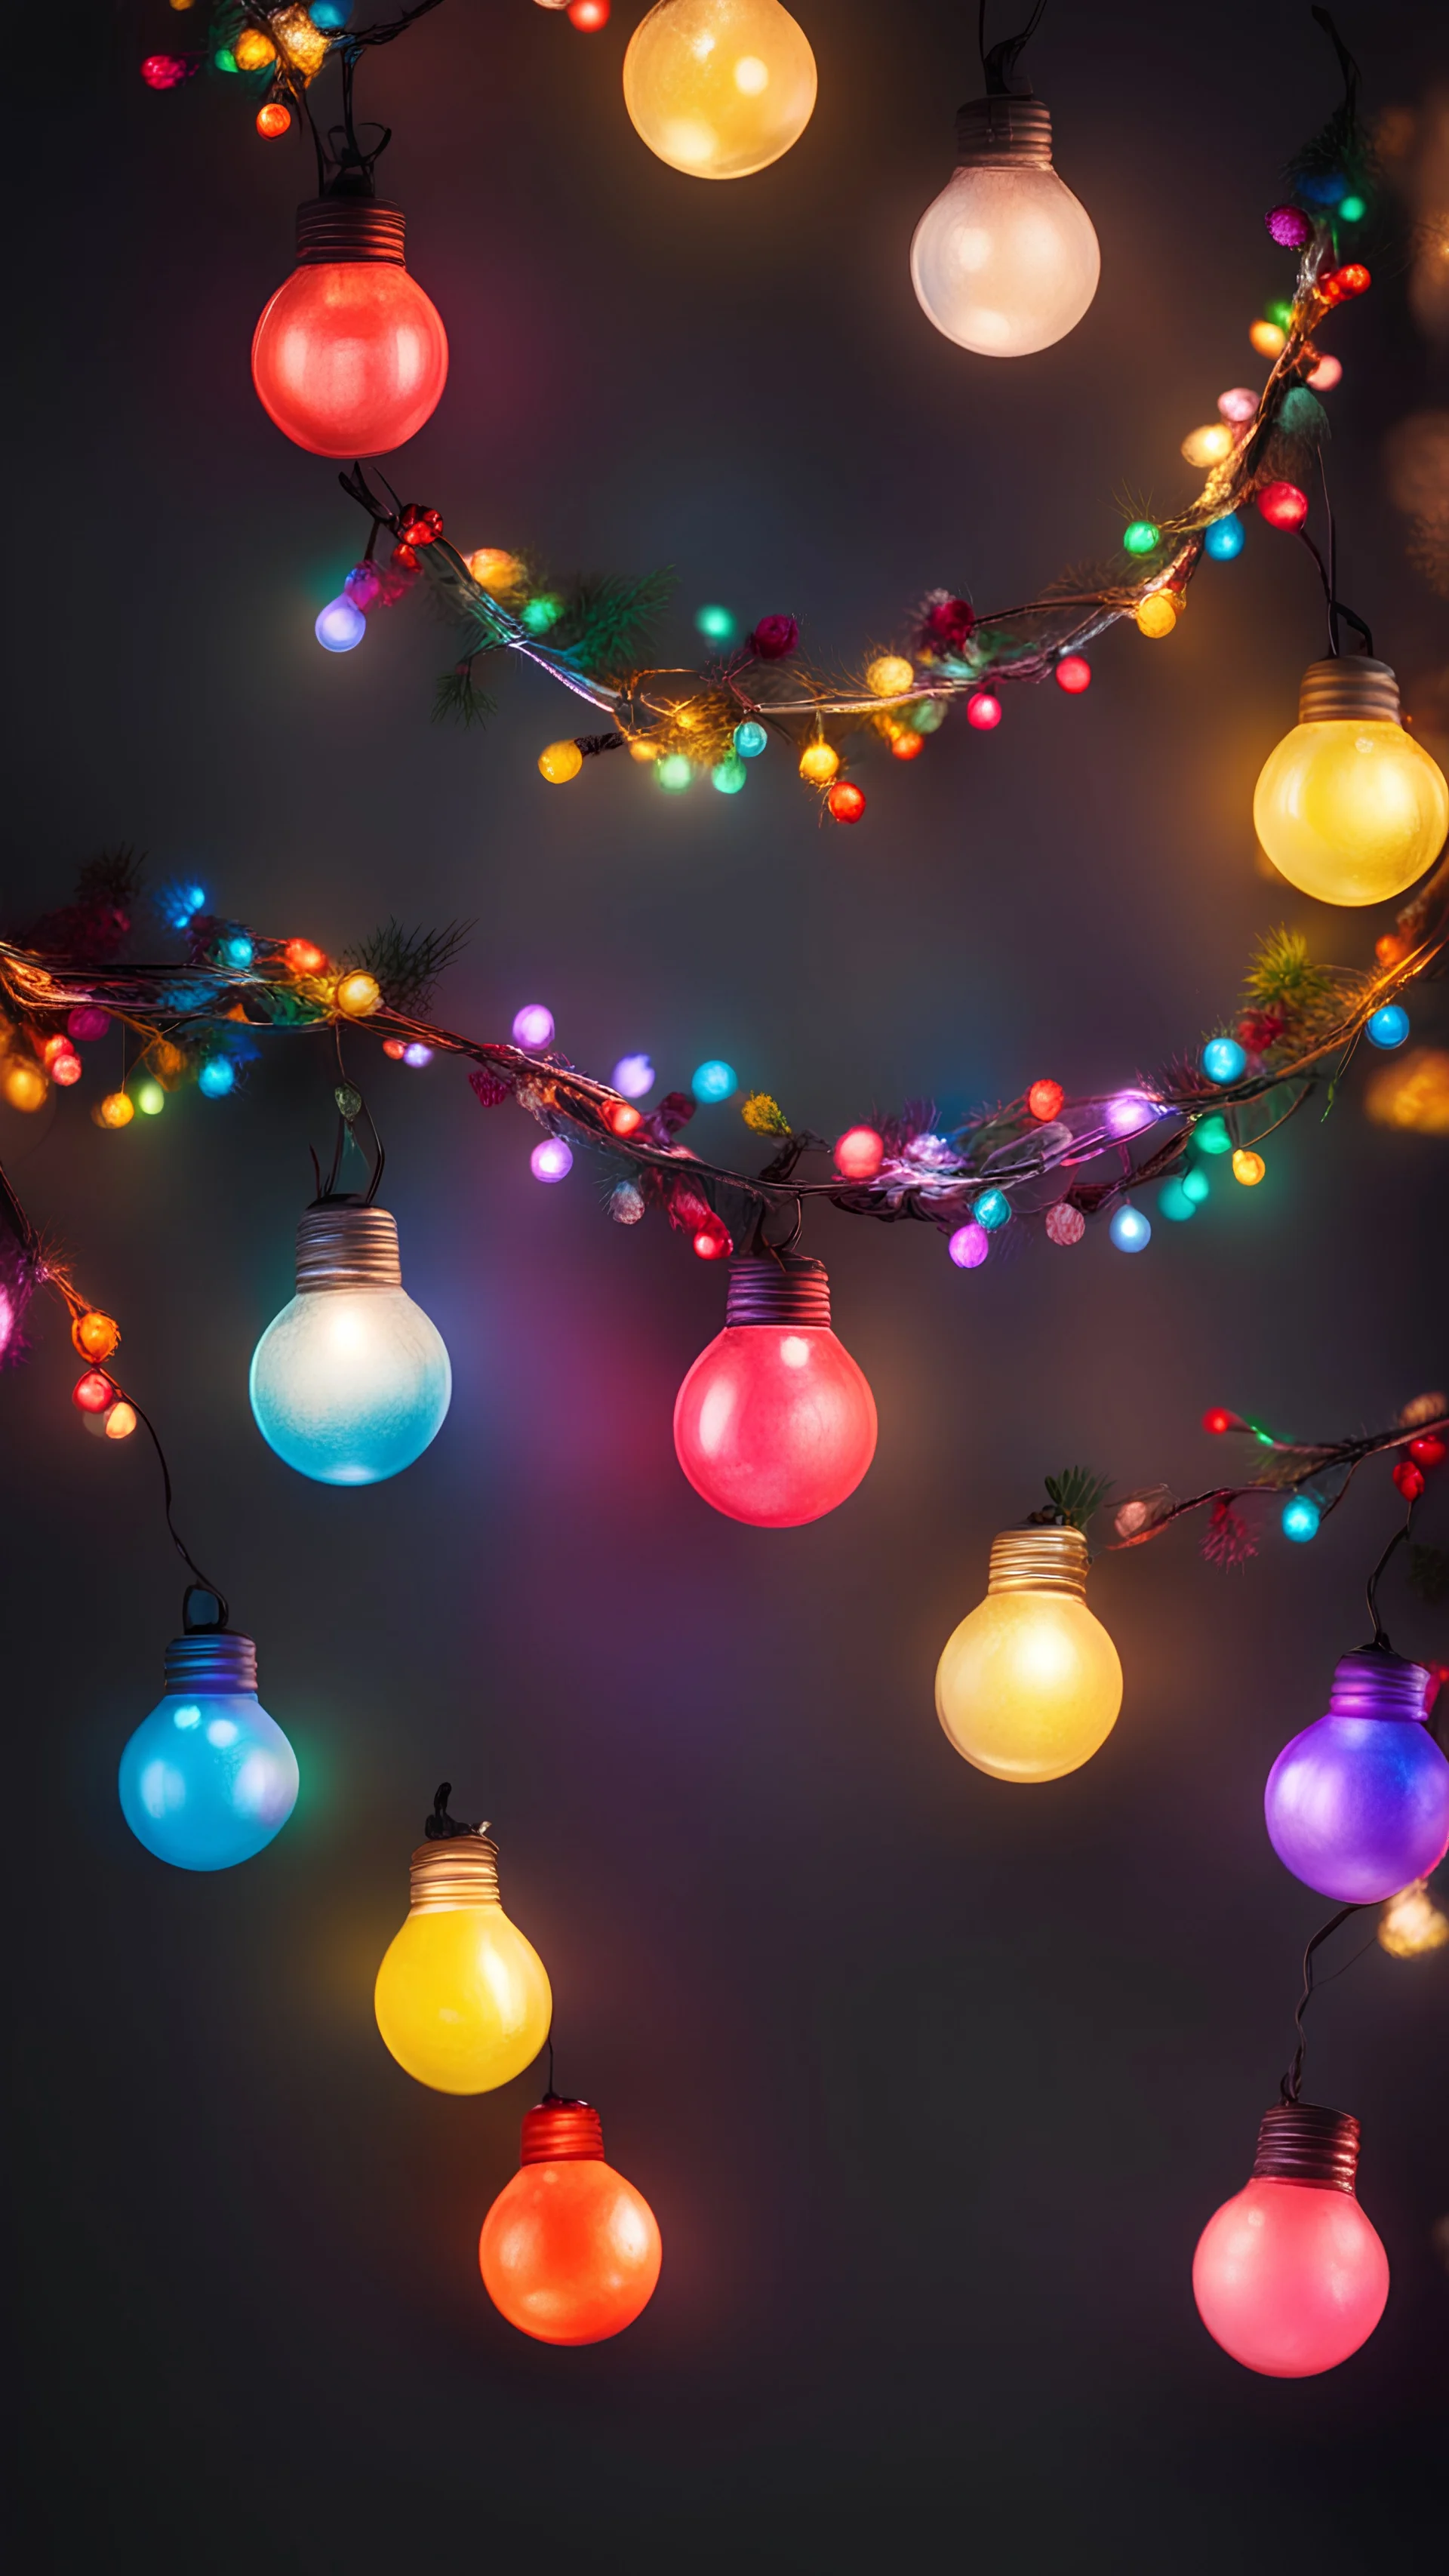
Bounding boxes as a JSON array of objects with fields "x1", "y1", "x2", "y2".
[
  {"x1": 1123, "y1": 520, "x2": 1161, "y2": 557},
  {"x1": 1196, "y1": 1114, "x2": 1232, "y2": 1156},
  {"x1": 711, "y1": 756, "x2": 747, "y2": 795},
  {"x1": 1264, "y1": 298, "x2": 1294, "y2": 331},
  {"x1": 136, "y1": 1081, "x2": 166, "y2": 1117},
  {"x1": 1338, "y1": 194, "x2": 1365, "y2": 222},
  {"x1": 695, "y1": 605, "x2": 737, "y2": 644},
  {"x1": 214, "y1": 48, "x2": 238, "y2": 72},
  {"x1": 521, "y1": 594, "x2": 562, "y2": 635},
  {"x1": 1180, "y1": 1167, "x2": 1211, "y2": 1205},
  {"x1": 656, "y1": 755, "x2": 694, "y2": 793}
]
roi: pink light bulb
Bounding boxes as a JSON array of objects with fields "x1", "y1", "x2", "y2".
[
  {"x1": 1192, "y1": 2103, "x2": 1389, "y2": 2377},
  {"x1": 673, "y1": 1255, "x2": 877, "y2": 1528},
  {"x1": 251, "y1": 191, "x2": 447, "y2": 460}
]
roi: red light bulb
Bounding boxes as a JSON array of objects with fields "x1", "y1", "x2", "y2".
[
  {"x1": 1192, "y1": 2103, "x2": 1389, "y2": 2377},
  {"x1": 835, "y1": 1126, "x2": 884, "y2": 1180},
  {"x1": 1054, "y1": 655, "x2": 1091, "y2": 694},
  {"x1": 673, "y1": 1255, "x2": 878, "y2": 1528},
  {"x1": 1256, "y1": 480, "x2": 1309, "y2": 531},
  {"x1": 251, "y1": 189, "x2": 448, "y2": 460},
  {"x1": 1026, "y1": 1078, "x2": 1064, "y2": 1122},
  {"x1": 479, "y1": 2097, "x2": 661, "y2": 2347}
]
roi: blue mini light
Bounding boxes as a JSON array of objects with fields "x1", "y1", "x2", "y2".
[
  {"x1": 972, "y1": 1188, "x2": 1011, "y2": 1232},
  {"x1": 692, "y1": 1060, "x2": 737, "y2": 1103},
  {"x1": 1202, "y1": 1036, "x2": 1247, "y2": 1085},
  {"x1": 309, "y1": 0, "x2": 354, "y2": 26},
  {"x1": 1297, "y1": 171, "x2": 1346, "y2": 206},
  {"x1": 1366, "y1": 1004, "x2": 1409, "y2": 1050},
  {"x1": 1282, "y1": 1496, "x2": 1321, "y2": 1543},
  {"x1": 198, "y1": 1057, "x2": 235, "y2": 1099},
  {"x1": 1204, "y1": 513, "x2": 1244, "y2": 562},
  {"x1": 221, "y1": 934, "x2": 254, "y2": 971},
  {"x1": 1109, "y1": 1205, "x2": 1152, "y2": 1253},
  {"x1": 733, "y1": 721, "x2": 768, "y2": 759},
  {"x1": 315, "y1": 595, "x2": 367, "y2": 654}
]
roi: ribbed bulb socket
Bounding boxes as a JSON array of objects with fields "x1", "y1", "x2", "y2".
[
  {"x1": 407, "y1": 1831, "x2": 501, "y2": 1914},
  {"x1": 521, "y1": 2099, "x2": 605, "y2": 2165},
  {"x1": 294, "y1": 196, "x2": 407, "y2": 269},
  {"x1": 1327, "y1": 1647, "x2": 1431, "y2": 1721},
  {"x1": 954, "y1": 95, "x2": 1053, "y2": 167},
  {"x1": 295, "y1": 1202, "x2": 403, "y2": 1293},
  {"x1": 1252, "y1": 2102, "x2": 1361, "y2": 2193},
  {"x1": 724, "y1": 1254, "x2": 832, "y2": 1329},
  {"x1": 1297, "y1": 657, "x2": 1401, "y2": 726},
  {"x1": 987, "y1": 1524, "x2": 1089, "y2": 1599},
  {"x1": 163, "y1": 1630, "x2": 258, "y2": 1694}
]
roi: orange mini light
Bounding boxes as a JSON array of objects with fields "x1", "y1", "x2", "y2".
[
  {"x1": 285, "y1": 938, "x2": 328, "y2": 977},
  {"x1": 480, "y1": 2097, "x2": 661, "y2": 2347},
  {"x1": 72, "y1": 1310, "x2": 121, "y2": 1362}
]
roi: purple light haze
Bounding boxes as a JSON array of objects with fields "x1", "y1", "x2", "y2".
[
  {"x1": 1265, "y1": 1651, "x2": 1449, "y2": 1902},
  {"x1": 531, "y1": 1137, "x2": 574, "y2": 1184},
  {"x1": 1103, "y1": 1091, "x2": 1164, "y2": 1137},
  {"x1": 512, "y1": 1004, "x2": 555, "y2": 1049}
]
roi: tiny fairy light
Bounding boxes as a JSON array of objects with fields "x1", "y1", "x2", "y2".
[
  {"x1": 1204, "y1": 513, "x2": 1245, "y2": 561},
  {"x1": 1181, "y1": 423, "x2": 1235, "y2": 467},
  {"x1": 1378, "y1": 1879, "x2": 1449, "y2": 1959},
  {"x1": 1202, "y1": 1037, "x2": 1247, "y2": 1084},
  {"x1": 97, "y1": 1091, "x2": 134, "y2": 1130},
  {"x1": 734, "y1": 720, "x2": 768, "y2": 759},
  {"x1": 1366, "y1": 1004, "x2": 1409, "y2": 1048},
  {"x1": 335, "y1": 970, "x2": 381, "y2": 1017},
  {"x1": 835, "y1": 1127, "x2": 884, "y2": 1180},
  {"x1": 692, "y1": 1060, "x2": 737, "y2": 1102},
  {"x1": 966, "y1": 691, "x2": 1001, "y2": 731},
  {"x1": 827, "y1": 781, "x2": 866, "y2": 824},
  {"x1": 1282, "y1": 1496, "x2": 1321, "y2": 1542},
  {"x1": 1027, "y1": 1079, "x2": 1064, "y2": 1121},
  {"x1": 1122, "y1": 520, "x2": 1161, "y2": 556},
  {"x1": 1250, "y1": 319, "x2": 1287, "y2": 359},
  {"x1": 512, "y1": 1005, "x2": 555, "y2": 1049},
  {"x1": 799, "y1": 739, "x2": 839, "y2": 785},
  {"x1": 316, "y1": 595, "x2": 366, "y2": 651},
  {"x1": 1054, "y1": 657, "x2": 1091, "y2": 694},
  {"x1": 1257, "y1": 482, "x2": 1310, "y2": 531},
  {"x1": 1232, "y1": 1149, "x2": 1266, "y2": 1186},
  {"x1": 1109, "y1": 1205, "x2": 1151, "y2": 1252},
  {"x1": 531, "y1": 1138, "x2": 574, "y2": 1183},
  {"x1": 1135, "y1": 595, "x2": 1177, "y2": 639},
  {"x1": 949, "y1": 1223, "x2": 989, "y2": 1270},
  {"x1": 867, "y1": 655, "x2": 915, "y2": 697},
  {"x1": 539, "y1": 740, "x2": 584, "y2": 784}
]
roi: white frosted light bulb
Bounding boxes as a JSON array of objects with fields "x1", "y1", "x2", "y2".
[
  {"x1": 250, "y1": 1201, "x2": 451, "y2": 1485},
  {"x1": 912, "y1": 95, "x2": 1099, "y2": 357}
]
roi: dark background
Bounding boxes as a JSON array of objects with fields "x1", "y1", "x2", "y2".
[{"x1": 5, "y1": 2, "x2": 1447, "y2": 2567}]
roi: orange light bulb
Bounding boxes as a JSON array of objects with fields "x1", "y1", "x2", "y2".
[{"x1": 479, "y1": 2097, "x2": 662, "y2": 2346}]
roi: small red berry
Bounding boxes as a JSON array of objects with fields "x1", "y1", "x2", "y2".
[
  {"x1": 1393, "y1": 1460, "x2": 1426, "y2": 1500},
  {"x1": 1408, "y1": 1435, "x2": 1446, "y2": 1470}
]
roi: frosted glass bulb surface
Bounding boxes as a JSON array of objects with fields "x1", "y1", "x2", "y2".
[
  {"x1": 481, "y1": 2154, "x2": 662, "y2": 2346},
  {"x1": 937, "y1": 1587, "x2": 1122, "y2": 1781},
  {"x1": 250, "y1": 1285, "x2": 451, "y2": 1485},
  {"x1": 1254, "y1": 721, "x2": 1448, "y2": 906},
  {"x1": 911, "y1": 164, "x2": 1100, "y2": 355},
  {"x1": 623, "y1": 0, "x2": 817, "y2": 180},
  {"x1": 119, "y1": 1691, "x2": 298, "y2": 1871},
  {"x1": 251, "y1": 262, "x2": 448, "y2": 459},
  {"x1": 673, "y1": 1323, "x2": 877, "y2": 1526},
  {"x1": 374, "y1": 1904, "x2": 552, "y2": 2094},
  {"x1": 1192, "y1": 2178, "x2": 1388, "y2": 2377}
]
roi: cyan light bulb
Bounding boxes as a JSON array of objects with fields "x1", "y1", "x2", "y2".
[
  {"x1": 250, "y1": 1200, "x2": 451, "y2": 1485},
  {"x1": 912, "y1": 95, "x2": 1099, "y2": 357},
  {"x1": 118, "y1": 1620, "x2": 298, "y2": 1871}
]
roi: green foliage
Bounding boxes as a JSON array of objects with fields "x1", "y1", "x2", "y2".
[
  {"x1": 1242, "y1": 927, "x2": 1338, "y2": 1032},
  {"x1": 345, "y1": 919, "x2": 472, "y2": 1015},
  {"x1": 432, "y1": 662, "x2": 499, "y2": 729},
  {"x1": 741, "y1": 1091, "x2": 791, "y2": 1137},
  {"x1": 547, "y1": 570, "x2": 675, "y2": 677},
  {"x1": 1043, "y1": 1467, "x2": 1113, "y2": 1531}
]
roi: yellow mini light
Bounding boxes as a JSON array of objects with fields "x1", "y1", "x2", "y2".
[
  {"x1": 798, "y1": 737, "x2": 840, "y2": 784},
  {"x1": 623, "y1": 0, "x2": 817, "y2": 181},
  {"x1": 1232, "y1": 1148, "x2": 1266, "y2": 1186},
  {"x1": 866, "y1": 654, "x2": 915, "y2": 698},
  {"x1": 1180, "y1": 421, "x2": 1235, "y2": 467},
  {"x1": 1378, "y1": 1879, "x2": 1449, "y2": 1959},
  {"x1": 335, "y1": 969, "x2": 382, "y2": 1017},
  {"x1": 2, "y1": 1057, "x2": 48, "y2": 1112},
  {"x1": 936, "y1": 1525, "x2": 1123, "y2": 1785},
  {"x1": 97, "y1": 1090, "x2": 135, "y2": 1129},
  {"x1": 1254, "y1": 658, "x2": 1449, "y2": 906},
  {"x1": 465, "y1": 547, "x2": 524, "y2": 594},
  {"x1": 1250, "y1": 319, "x2": 1286, "y2": 358},
  {"x1": 538, "y1": 739, "x2": 584, "y2": 784},
  {"x1": 233, "y1": 29, "x2": 277, "y2": 70},
  {"x1": 1135, "y1": 593, "x2": 1178, "y2": 639},
  {"x1": 374, "y1": 1820, "x2": 552, "y2": 2095}
]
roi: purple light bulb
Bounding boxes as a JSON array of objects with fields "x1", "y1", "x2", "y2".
[{"x1": 1265, "y1": 1650, "x2": 1449, "y2": 1903}]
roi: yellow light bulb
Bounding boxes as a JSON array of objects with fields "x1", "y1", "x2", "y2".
[
  {"x1": 2, "y1": 1057, "x2": 48, "y2": 1111},
  {"x1": 1231, "y1": 1148, "x2": 1266, "y2": 1185},
  {"x1": 539, "y1": 738, "x2": 584, "y2": 783},
  {"x1": 623, "y1": 0, "x2": 817, "y2": 180},
  {"x1": 374, "y1": 1825, "x2": 552, "y2": 2094},
  {"x1": 97, "y1": 1089, "x2": 135, "y2": 1129},
  {"x1": 1254, "y1": 659, "x2": 1449, "y2": 906},
  {"x1": 798, "y1": 737, "x2": 840, "y2": 783},
  {"x1": 1135, "y1": 593, "x2": 1178, "y2": 639},
  {"x1": 335, "y1": 969, "x2": 382, "y2": 1017},
  {"x1": 1365, "y1": 1046, "x2": 1449, "y2": 1134},
  {"x1": 233, "y1": 29, "x2": 277, "y2": 70},
  {"x1": 866, "y1": 654, "x2": 915, "y2": 698},
  {"x1": 935, "y1": 1525, "x2": 1123, "y2": 1784},
  {"x1": 1180, "y1": 421, "x2": 1235, "y2": 467},
  {"x1": 1250, "y1": 319, "x2": 1286, "y2": 358},
  {"x1": 1378, "y1": 1879, "x2": 1449, "y2": 1959}
]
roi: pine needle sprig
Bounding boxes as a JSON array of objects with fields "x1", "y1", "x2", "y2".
[
  {"x1": 432, "y1": 661, "x2": 500, "y2": 729},
  {"x1": 1038, "y1": 1467, "x2": 1114, "y2": 1531},
  {"x1": 345, "y1": 919, "x2": 472, "y2": 1014},
  {"x1": 547, "y1": 570, "x2": 675, "y2": 678}
]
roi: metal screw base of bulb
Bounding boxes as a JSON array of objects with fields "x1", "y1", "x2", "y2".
[
  {"x1": 408, "y1": 1833, "x2": 501, "y2": 1914},
  {"x1": 294, "y1": 198, "x2": 407, "y2": 269},
  {"x1": 1329, "y1": 1648, "x2": 1432, "y2": 1720},
  {"x1": 1252, "y1": 2103, "x2": 1361, "y2": 2193},
  {"x1": 953, "y1": 96, "x2": 1053, "y2": 168},
  {"x1": 295, "y1": 1202, "x2": 404, "y2": 1291},
  {"x1": 1297, "y1": 657, "x2": 1401, "y2": 725},
  {"x1": 724, "y1": 1255, "x2": 832, "y2": 1329},
  {"x1": 987, "y1": 1525, "x2": 1089, "y2": 1598},
  {"x1": 162, "y1": 1630, "x2": 258, "y2": 1694},
  {"x1": 521, "y1": 2100, "x2": 605, "y2": 2164}
]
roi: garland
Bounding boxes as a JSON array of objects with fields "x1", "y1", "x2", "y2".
[{"x1": 2, "y1": 850, "x2": 1444, "y2": 1297}]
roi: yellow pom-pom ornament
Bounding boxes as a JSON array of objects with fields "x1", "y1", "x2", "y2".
[{"x1": 866, "y1": 654, "x2": 916, "y2": 698}]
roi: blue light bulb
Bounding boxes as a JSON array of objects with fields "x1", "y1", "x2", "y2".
[
  {"x1": 1282, "y1": 1496, "x2": 1321, "y2": 1543},
  {"x1": 1201, "y1": 1036, "x2": 1247, "y2": 1084},
  {"x1": 119, "y1": 1625, "x2": 298, "y2": 1871},
  {"x1": 1156, "y1": 1177, "x2": 1197, "y2": 1221},
  {"x1": 712, "y1": 756, "x2": 748, "y2": 793},
  {"x1": 1109, "y1": 1204, "x2": 1152, "y2": 1253},
  {"x1": 692, "y1": 1059, "x2": 737, "y2": 1103},
  {"x1": 1366, "y1": 1004, "x2": 1409, "y2": 1049},
  {"x1": 250, "y1": 1204, "x2": 451, "y2": 1486},
  {"x1": 198, "y1": 1057, "x2": 235, "y2": 1099},
  {"x1": 315, "y1": 595, "x2": 367, "y2": 653},
  {"x1": 972, "y1": 1188, "x2": 1011, "y2": 1231},
  {"x1": 733, "y1": 721, "x2": 768, "y2": 759},
  {"x1": 1204, "y1": 513, "x2": 1244, "y2": 562}
]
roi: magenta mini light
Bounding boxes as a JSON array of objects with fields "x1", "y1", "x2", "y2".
[{"x1": 1265, "y1": 1648, "x2": 1449, "y2": 1904}]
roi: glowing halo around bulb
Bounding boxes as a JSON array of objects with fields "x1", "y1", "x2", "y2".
[
  {"x1": 623, "y1": 0, "x2": 817, "y2": 180},
  {"x1": 249, "y1": 1202, "x2": 451, "y2": 1485},
  {"x1": 911, "y1": 94, "x2": 1100, "y2": 358},
  {"x1": 374, "y1": 1819, "x2": 552, "y2": 2094},
  {"x1": 251, "y1": 193, "x2": 448, "y2": 459},
  {"x1": 118, "y1": 1624, "x2": 298, "y2": 1873},
  {"x1": 1254, "y1": 658, "x2": 1449, "y2": 906},
  {"x1": 479, "y1": 2096, "x2": 662, "y2": 2344},
  {"x1": 936, "y1": 1525, "x2": 1123, "y2": 1784},
  {"x1": 673, "y1": 1254, "x2": 876, "y2": 1527}
]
